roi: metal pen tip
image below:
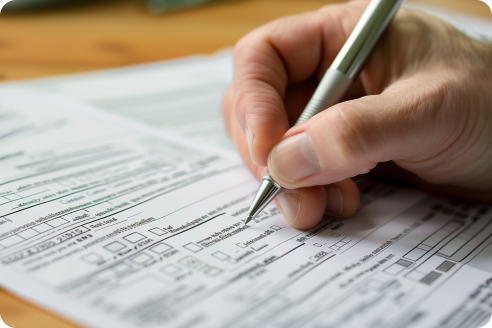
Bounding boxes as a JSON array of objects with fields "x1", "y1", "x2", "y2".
[
  {"x1": 244, "y1": 215, "x2": 253, "y2": 225},
  {"x1": 243, "y1": 172, "x2": 283, "y2": 226}
]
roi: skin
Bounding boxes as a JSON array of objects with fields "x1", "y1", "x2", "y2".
[{"x1": 221, "y1": 0, "x2": 492, "y2": 230}]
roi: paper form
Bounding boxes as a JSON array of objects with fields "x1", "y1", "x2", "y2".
[
  {"x1": 3, "y1": 51, "x2": 234, "y2": 151},
  {"x1": 1, "y1": 90, "x2": 492, "y2": 328},
  {"x1": 0, "y1": 6, "x2": 492, "y2": 328}
]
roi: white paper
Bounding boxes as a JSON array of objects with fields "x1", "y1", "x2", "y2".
[
  {"x1": 0, "y1": 90, "x2": 492, "y2": 328},
  {"x1": 3, "y1": 51, "x2": 234, "y2": 151},
  {"x1": 0, "y1": 6, "x2": 492, "y2": 328}
]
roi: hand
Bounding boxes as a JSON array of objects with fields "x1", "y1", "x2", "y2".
[{"x1": 221, "y1": 0, "x2": 492, "y2": 229}]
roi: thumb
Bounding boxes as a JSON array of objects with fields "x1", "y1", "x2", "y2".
[{"x1": 267, "y1": 76, "x2": 456, "y2": 189}]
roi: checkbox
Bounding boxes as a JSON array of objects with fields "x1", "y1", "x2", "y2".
[
  {"x1": 212, "y1": 251, "x2": 230, "y2": 261},
  {"x1": 151, "y1": 243, "x2": 173, "y2": 254},
  {"x1": 149, "y1": 228, "x2": 167, "y2": 236},
  {"x1": 33, "y1": 223, "x2": 51, "y2": 233},
  {"x1": 161, "y1": 264, "x2": 182, "y2": 276},
  {"x1": 47, "y1": 217, "x2": 68, "y2": 227},
  {"x1": 131, "y1": 253, "x2": 154, "y2": 265},
  {"x1": 178, "y1": 256, "x2": 201, "y2": 268},
  {"x1": 204, "y1": 267, "x2": 223, "y2": 277},
  {"x1": 104, "y1": 241, "x2": 126, "y2": 253},
  {"x1": 18, "y1": 229, "x2": 38, "y2": 239},
  {"x1": 124, "y1": 232, "x2": 146, "y2": 243},
  {"x1": 82, "y1": 252, "x2": 103, "y2": 264},
  {"x1": 183, "y1": 243, "x2": 203, "y2": 253}
]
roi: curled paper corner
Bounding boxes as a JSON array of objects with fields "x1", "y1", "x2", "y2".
[
  {"x1": 479, "y1": 0, "x2": 492, "y2": 13},
  {"x1": 0, "y1": 0, "x2": 14, "y2": 13},
  {"x1": 0, "y1": 315, "x2": 13, "y2": 328}
]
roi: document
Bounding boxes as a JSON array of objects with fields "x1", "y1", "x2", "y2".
[
  {"x1": 5, "y1": 51, "x2": 234, "y2": 151},
  {"x1": 1, "y1": 5, "x2": 492, "y2": 328},
  {"x1": 1, "y1": 89, "x2": 492, "y2": 328}
]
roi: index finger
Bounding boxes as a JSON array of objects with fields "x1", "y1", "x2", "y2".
[{"x1": 232, "y1": 1, "x2": 366, "y2": 167}]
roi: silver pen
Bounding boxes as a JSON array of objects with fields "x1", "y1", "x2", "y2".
[{"x1": 244, "y1": 0, "x2": 405, "y2": 225}]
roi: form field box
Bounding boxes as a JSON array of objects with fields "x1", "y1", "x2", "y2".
[
  {"x1": 439, "y1": 237, "x2": 469, "y2": 257},
  {"x1": 104, "y1": 241, "x2": 126, "y2": 253},
  {"x1": 124, "y1": 232, "x2": 146, "y2": 243},
  {"x1": 0, "y1": 235, "x2": 25, "y2": 247},
  {"x1": 420, "y1": 271, "x2": 442, "y2": 285},
  {"x1": 149, "y1": 228, "x2": 167, "y2": 236},
  {"x1": 404, "y1": 248, "x2": 428, "y2": 261},
  {"x1": 17, "y1": 190, "x2": 38, "y2": 198},
  {"x1": 18, "y1": 228, "x2": 39, "y2": 239},
  {"x1": 423, "y1": 231, "x2": 452, "y2": 248},
  {"x1": 385, "y1": 264, "x2": 405, "y2": 276},
  {"x1": 178, "y1": 256, "x2": 201, "y2": 268},
  {"x1": 47, "y1": 217, "x2": 68, "y2": 227},
  {"x1": 204, "y1": 267, "x2": 223, "y2": 277},
  {"x1": 150, "y1": 243, "x2": 173, "y2": 254},
  {"x1": 131, "y1": 253, "x2": 154, "y2": 265},
  {"x1": 438, "y1": 219, "x2": 489, "y2": 257},
  {"x1": 418, "y1": 244, "x2": 432, "y2": 251},
  {"x1": 212, "y1": 251, "x2": 230, "y2": 261},
  {"x1": 422, "y1": 220, "x2": 463, "y2": 247},
  {"x1": 183, "y1": 243, "x2": 203, "y2": 253},
  {"x1": 406, "y1": 270, "x2": 427, "y2": 281},
  {"x1": 33, "y1": 223, "x2": 51, "y2": 233},
  {"x1": 82, "y1": 253, "x2": 104, "y2": 264},
  {"x1": 384, "y1": 259, "x2": 413, "y2": 276},
  {"x1": 161, "y1": 264, "x2": 182, "y2": 276},
  {"x1": 3, "y1": 194, "x2": 21, "y2": 201},
  {"x1": 436, "y1": 260, "x2": 456, "y2": 272}
]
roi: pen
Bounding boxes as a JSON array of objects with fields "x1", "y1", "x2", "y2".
[{"x1": 244, "y1": 0, "x2": 405, "y2": 225}]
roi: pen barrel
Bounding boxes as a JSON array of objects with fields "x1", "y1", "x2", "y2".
[
  {"x1": 295, "y1": 0, "x2": 404, "y2": 125},
  {"x1": 331, "y1": 0, "x2": 405, "y2": 78},
  {"x1": 295, "y1": 68, "x2": 353, "y2": 125}
]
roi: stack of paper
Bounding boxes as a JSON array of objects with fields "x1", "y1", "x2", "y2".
[{"x1": 1, "y1": 4, "x2": 492, "y2": 328}]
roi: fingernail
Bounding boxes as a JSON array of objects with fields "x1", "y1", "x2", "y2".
[
  {"x1": 270, "y1": 132, "x2": 319, "y2": 182},
  {"x1": 325, "y1": 185, "x2": 343, "y2": 216},
  {"x1": 276, "y1": 192, "x2": 302, "y2": 225},
  {"x1": 245, "y1": 126, "x2": 258, "y2": 165}
]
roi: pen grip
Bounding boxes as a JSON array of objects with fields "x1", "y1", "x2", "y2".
[{"x1": 295, "y1": 68, "x2": 353, "y2": 125}]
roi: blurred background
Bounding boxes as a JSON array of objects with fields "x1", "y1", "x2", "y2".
[
  {"x1": 0, "y1": 0, "x2": 489, "y2": 83},
  {"x1": 0, "y1": 0, "x2": 490, "y2": 328}
]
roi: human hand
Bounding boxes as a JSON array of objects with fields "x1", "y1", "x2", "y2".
[{"x1": 221, "y1": 0, "x2": 492, "y2": 229}]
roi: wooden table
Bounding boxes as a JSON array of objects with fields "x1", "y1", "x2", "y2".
[{"x1": 0, "y1": 0, "x2": 490, "y2": 327}]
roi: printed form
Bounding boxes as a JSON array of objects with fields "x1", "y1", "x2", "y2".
[
  {"x1": 1, "y1": 90, "x2": 492, "y2": 328},
  {"x1": 1, "y1": 6, "x2": 492, "y2": 328}
]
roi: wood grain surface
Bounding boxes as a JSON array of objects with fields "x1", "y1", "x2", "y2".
[{"x1": 0, "y1": 0, "x2": 490, "y2": 327}]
